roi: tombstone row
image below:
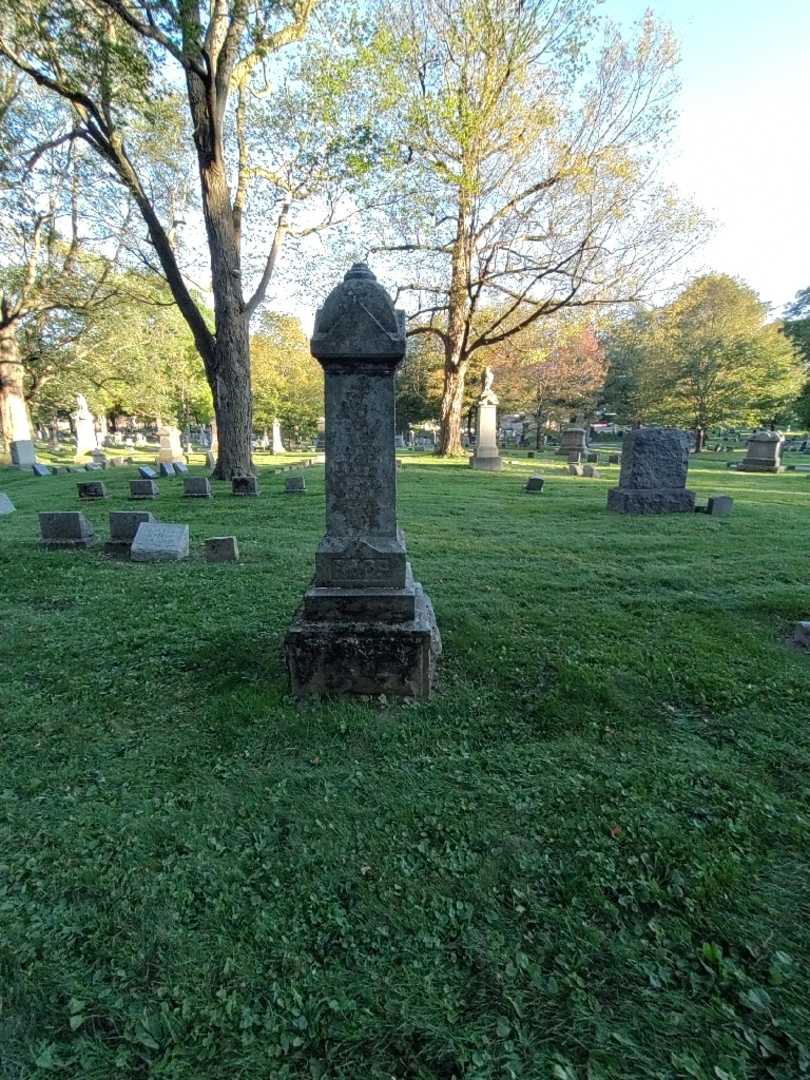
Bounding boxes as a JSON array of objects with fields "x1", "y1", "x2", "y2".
[{"x1": 36, "y1": 510, "x2": 239, "y2": 562}]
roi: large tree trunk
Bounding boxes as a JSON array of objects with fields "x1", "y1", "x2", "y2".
[
  {"x1": 437, "y1": 353, "x2": 469, "y2": 456},
  {"x1": 211, "y1": 320, "x2": 253, "y2": 478},
  {"x1": 0, "y1": 326, "x2": 33, "y2": 451}
]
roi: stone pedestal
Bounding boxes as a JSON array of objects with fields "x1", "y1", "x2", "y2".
[
  {"x1": 737, "y1": 430, "x2": 784, "y2": 473},
  {"x1": 285, "y1": 263, "x2": 441, "y2": 699},
  {"x1": 10, "y1": 439, "x2": 36, "y2": 468},
  {"x1": 607, "y1": 427, "x2": 695, "y2": 514},
  {"x1": 158, "y1": 425, "x2": 184, "y2": 464},
  {"x1": 73, "y1": 394, "x2": 97, "y2": 461},
  {"x1": 469, "y1": 400, "x2": 502, "y2": 471},
  {"x1": 556, "y1": 427, "x2": 588, "y2": 458}
]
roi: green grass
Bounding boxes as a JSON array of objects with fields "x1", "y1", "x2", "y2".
[{"x1": 2, "y1": 449, "x2": 810, "y2": 1079}]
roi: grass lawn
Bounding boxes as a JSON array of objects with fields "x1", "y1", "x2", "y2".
[{"x1": 1, "y1": 448, "x2": 810, "y2": 1079}]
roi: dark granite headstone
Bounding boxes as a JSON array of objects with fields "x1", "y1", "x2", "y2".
[
  {"x1": 129, "y1": 479, "x2": 159, "y2": 499},
  {"x1": 138, "y1": 465, "x2": 158, "y2": 480},
  {"x1": 232, "y1": 476, "x2": 259, "y2": 496},
  {"x1": 39, "y1": 511, "x2": 93, "y2": 547},
  {"x1": 77, "y1": 481, "x2": 107, "y2": 499},
  {"x1": 105, "y1": 510, "x2": 156, "y2": 556},
  {"x1": 159, "y1": 462, "x2": 176, "y2": 478},
  {"x1": 607, "y1": 428, "x2": 695, "y2": 514},
  {"x1": 525, "y1": 476, "x2": 544, "y2": 493},
  {"x1": 183, "y1": 477, "x2": 212, "y2": 498},
  {"x1": 32, "y1": 463, "x2": 51, "y2": 477},
  {"x1": 204, "y1": 536, "x2": 239, "y2": 562}
]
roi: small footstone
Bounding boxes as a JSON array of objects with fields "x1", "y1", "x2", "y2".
[
  {"x1": 0, "y1": 492, "x2": 15, "y2": 515},
  {"x1": 105, "y1": 511, "x2": 156, "y2": 556},
  {"x1": 567, "y1": 464, "x2": 583, "y2": 476},
  {"x1": 159, "y1": 462, "x2": 176, "y2": 478},
  {"x1": 129, "y1": 479, "x2": 159, "y2": 500},
  {"x1": 232, "y1": 475, "x2": 259, "y2": 496},
  {"x1": 77, "y1": 481, "x2": 108, "y2": 499},
  {"x1": 525, "y1": 476, "x2": 544, "y2": 493},
  {"x1": 204, "y1": 535, "x2": 239, "y2": 562},
  {"x1": 139, "y1": 466, "x2": 158, "y2": 480},
  {"x1": 583, "y1": 465, "x2": 601, "y2": 478},
  {"x1": 173, "y1": 461, "x2": 189, "y2": 474},
  {"x1": 285, "y1": 476, "x2": 305, "y2": 493},
  {"x1": 32, "y1": 464, "x2": 51, "y2": 477},
  {"x1": 183, "y1": 477, "x2": 212, "y2": 498},
  {"x1": 527, "y1": 451, "x2": 535, "y2": 459},
  {"x1": 39, "y1": 511, "x2": 93, "y2": 548},
  {"x1": 131, "y1": 522, "x2": 189, "y2": 562},
  {"x1": 707, "y1": 495, "x2": 734, "y2": 516}
]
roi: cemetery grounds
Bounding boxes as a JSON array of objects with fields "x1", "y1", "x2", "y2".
[{"x1": 1, "y1": 447, "x2": 810, "y2": 1079}]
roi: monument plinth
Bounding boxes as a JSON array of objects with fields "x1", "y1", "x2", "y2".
[
  {"x1": 737, "y1": 430, "x2": 784, "y2": 473},
  {"x1": 469, "y1": 367, "x2": 503, "y2": 471},
  {"x1": 284, "y1": 263, "x2": 441, "y2": 699}
]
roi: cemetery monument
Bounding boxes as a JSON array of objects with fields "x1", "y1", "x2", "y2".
[
  {"x1": 607, "y1": 427, "x2": 695, "y2": 514},
  {"x1": 469, "y1": 367, "x2": 503, "y2": 471}
]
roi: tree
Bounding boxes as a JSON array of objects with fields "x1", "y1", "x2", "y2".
[
  {"x1": 362, "y1": 0, "x2": 706, "y2": 455},
  {"x1": 604, "y1": 275, "x2": 805, "y2": 445},
  {"x1": 0, "y1": 0, "x2": 324, "y2": 477},
  {"x1": 251, "y1": 312, "x2": 322, "y2": 440},
  {"x1": 0, "y1": 68, "x2": 120, "y2": 453},
  {"x1": 602, "y1": 310, "x2": 668, "y2": 428},
  {"x1": 783, "y1": 287, "x2": 810, "y2": 427}
]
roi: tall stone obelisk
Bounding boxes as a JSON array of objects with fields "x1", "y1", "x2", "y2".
[{"x1": 284, "y1": 263, "x2": 441, "y2": 699}]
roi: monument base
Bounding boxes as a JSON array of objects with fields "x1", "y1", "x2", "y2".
[
  {"x1": 736, "y1": 462, "x2": 784, "y2": 473},
  {"x1": 469, "y1": 454, "x2": 503, "y2": 471},
  {"x1": 285, "y1": 582, "x2": 441, "y2": 699},
  {"x1": 607, "y1": 487, "x2": 696, "y2": 514}
]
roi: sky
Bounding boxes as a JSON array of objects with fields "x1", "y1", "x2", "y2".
[{"x1": 604, "y1": 0, "x2": 810, "y2": 313}]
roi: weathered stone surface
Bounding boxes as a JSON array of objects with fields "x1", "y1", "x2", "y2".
[
  {"x1": 183, "y1": 476, "x2": 212, "y2": 498},
  {"x1": 285, "y1": 476, "x2": 306, "y2": 494},
  {"x1": 793, "y1": 621, "x2": 810, "y2": 648},
  {"x1": 285, "y1": 263, "x2": 440, "y2": 699},
  {"x1": 608, "y1": 427, "x2": 695, "y2": 514},
  {"x1": 556, "y1": 427, "x2": 588, "y2": 457},
  {"x1": 39, "y1": 511, "x2": 93, "y2": 547},
  {"x1": 232, "y1": 475, "x2": 259, "y2": 496},
  {"x1": 32, "y1": 463, "x2": 51, "y2": 477},
  {"x1": 0, "y1": 492, "x2": 15, "y2": 515},
  {"x1": 525, "y1": 476, "x2": 544, "y2": 492},
  {"x1": 138, "y1": 465, "x2": 158, "y2": 479},
  {"x1": 173, "y1": 461, "x2": 189, "y2": 475},
  {"x1": 204, "y1": 535, "x2": 239, "y2": 562},
  {"x1": 130, "y1": 522, "x2": 189, "y2": 562},
  {"x1": 583, "y1": 465, "x2": 601, "y2": 479},
  {"x1": 10, "y1": 440, "x2": 36, "y2": 467},
  {"x1": 158, "y1": 425, "x2": 183, "y2": 464},
  {"x1": 738, "y1": 430, "x2": 784, "y2": 473},
  {"x1": 159, "y1": 462, "x2": 176, "y2": 478},
  {"x1": 707, "y1": 495, "x2": 734, "y2": 516},
  {"x1": 567, "y1": 464, "x2": 583, "y2": 476},
  {"x1": 129, "y1": 479, "x2": 159, "y2": 499},
  {"x1": 105, "y1": 511, "x2": 156, "y2": 555},
  {"x1": 77, "y1": 481, "x2": 107, "y2": 499}
]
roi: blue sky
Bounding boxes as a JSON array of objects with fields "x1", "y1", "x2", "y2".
[{"x1": 604, "y1": 0, "x2": 810, "y2": 312}]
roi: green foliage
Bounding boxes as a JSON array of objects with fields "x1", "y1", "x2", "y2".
[
  {"x1": 251, "y1": 312, "x2": 323, "y2": 439},
  {"x1": 2, "y1": 452, "x2": 810, "y2": 1076},
  {"x1": 604, "y1": 275, "x2": 805, "y2": 433}
]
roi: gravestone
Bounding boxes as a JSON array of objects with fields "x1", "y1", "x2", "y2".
[
  {"x1": 84, "y1": 463, "x2": 103, "y2": 471},
  {"x1": 73, "y1": 394, "x2": 97, "y2": 460},
  {"x1": 271, "y1": 418, "x2": 285, "y2": 454},
  {"x1": 32, "y1": 463, "x2": 51, "y2": 477},
  {"x1": 158, "y1": 424, "x2": 183, "y2": 464},
  {"x1": 706, "y1": 495, "x2": 734, "y2": 516},
  {"x1": 89, "y1": 449, "x2": 108, "y2": 469},
  {"x1": 0, "y1": 492, "x2": 15, "y2": 515},
  {"x1": 737, "y1": 430, "x2": 784, "y2": 473},
  {"x1": 232, "y1": 476, "x2": 259, "y2": 497},
  {"x1": 525, "y1": 476, "x2": 544, "y2": 493},
  {"x1": 10, "y1": 440, "x2": 36, "y2": 468},
  {"x1": 285, "y1": 476, "x2": 305, "y2": 493},
  {"x1": 583, "y1": 465, "x2": 601, "y2": 478},
  {"x1": 173, "y1": 461, "x2": 189, "y2": 475},
  {"x1": 607, "y1": 427, "x2": 695, "y2": 514},
  {"x1": 527, "y1": 451, "x2": 535, "y2": 459},
  {"x1": 608, "y1": 453, "x2": 621, "y2": 465},
  {"x1": 567, "y1": 463, "x2": 583, "y2": 476},
  {"x1": 159, "y1": 462, "x2": 176, "y2": 478},
  {"x1": 204, "y1": 536, "x2": 239, "y2": 562},
  {"x1": 130, "y1": 522, "x2": 189, "y2": 562},
  {"x1": 586, "y1": 452, "x2": 599, "y2": 464},
  {"x1": 138, "y1": 465, "x2": 158, "y2": 480},
  {"x1": 77, "y1": 480, "x2": 107, "y2": 499},
  {"x1": 469, "y1": 367, "x2": 502, "y2": 471},
  {"x1": 105, "y1": 511, "x2": 156, "y2": 556},
  {"x1": 285, "y1": 262, "x2": 441, "y2": 699},
  {"x1": 183, "y1": 477, "x2": 212, "y2": 498},
  {"x1": 129, "y1": 479, "x2": 159, "y2": 500},
  {"x1": 39, "y1": 511, "x2": 93, "y2": 548},
  {"x1": 556, "y1": 427, "x2": 588, "y2": 458}
]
